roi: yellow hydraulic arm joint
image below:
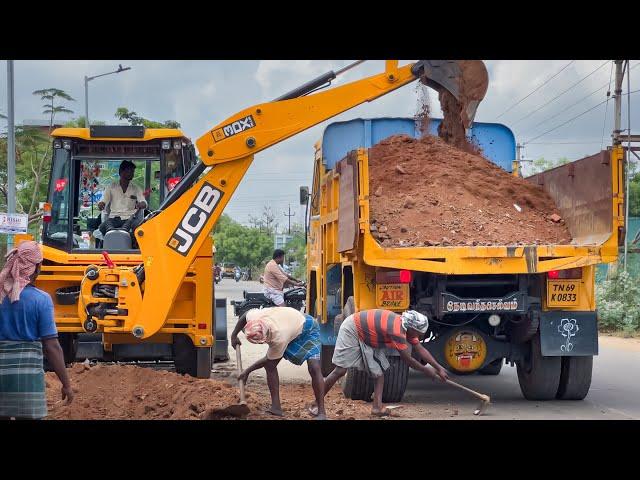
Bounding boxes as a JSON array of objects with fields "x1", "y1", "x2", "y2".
[{"x1": 129, "y1": 61, "x2": 428, "y2": 339}]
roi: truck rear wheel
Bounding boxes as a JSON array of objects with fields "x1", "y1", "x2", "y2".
[
  {"x1": 381, "y1": 356, "x2": 409, "y2": 403},
  {"x1": 516, "y1": 332, "x2": 561, "y2": 400},
  {"x1": 556, "y1": 356, "x2": 592, "y2": 400},
  {"x1": 342, "y1": 368, "x2": 373, "y2": 401},
  {"x1": 321, "y1": 345, "x2": 335, "y2": 376},
  {"x1": 479, "y1": 358, "x2": 503, "y2": 375},
  {"x1": 173, "y1": 334, "x2": 212, "y2": 379}
]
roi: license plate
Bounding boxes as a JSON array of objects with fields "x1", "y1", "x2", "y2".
[
  {"x1": 376, "y1": 284, "x2": 409, "y2": 310},
  {"x1": 547, "y1": 280, "x2": 580, "y2": 307}
]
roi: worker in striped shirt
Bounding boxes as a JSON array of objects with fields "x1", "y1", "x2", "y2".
[{"x1": 310, "y1": 309, "x2": 448, "y2": 417}]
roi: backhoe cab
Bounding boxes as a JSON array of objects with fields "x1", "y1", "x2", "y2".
[{"x1": 44, "y1": 125, "x2": 196, "y2": 252}]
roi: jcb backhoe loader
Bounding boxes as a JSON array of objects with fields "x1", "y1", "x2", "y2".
[{"x1": 22, "y1": 60, "x2": 488, "y2": 377}]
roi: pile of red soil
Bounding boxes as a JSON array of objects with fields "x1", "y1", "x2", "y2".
[
  {"x1": 368, "y1": 135, "x2": 572, "y2": 247},
  {"x1": 45, "y1": 364, "x2": 394, "y2": 420}
]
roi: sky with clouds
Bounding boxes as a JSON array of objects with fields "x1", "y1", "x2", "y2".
[{"x1": 1, "y1": 60, "x2": 638, "y2": 228}]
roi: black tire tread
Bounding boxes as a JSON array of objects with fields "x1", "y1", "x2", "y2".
[
  {"x1": 516, "y1": 332, "x2": 561, "y2": 400},
  {"x1": 556, "y1": 356, "x2": 592, "y2": 400},
  {"x1": 381, "y1": 356, "x2": 409, "y2": 402}
]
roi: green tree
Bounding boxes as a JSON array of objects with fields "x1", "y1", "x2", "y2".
[
  {"x1": 115, "y1": 107, "x2": 181, "y2": 129},
  {"x1": 284, "y1": 226, "x2": 307, "y2": 279},
  {"x1": 0, "y1": 89, "x2": 75, "y2": 224},
  {"x1": 213, "y1": 214, "x2": 273, "y2": 269},
  {"x1": 596, "y1": 269, "x2": 640, "y2": 334},
  {"x1": 527, "y1": 156, "x2": 570, "y2": 176},
  {"x1": 629, "y1": 172, "x2": 640, "y2": 217},
  {"x1": 64, "y1": 116, "x2": 106, "y2": 127}
]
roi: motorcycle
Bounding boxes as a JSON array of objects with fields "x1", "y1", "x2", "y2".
[
  {"x1": 234, "y1": 269, "x2": 241, "y2": 282},
  {"x1": 231, "y1": 282, "x2": 306, "y2": 317},
  {"x1": 214, "y1": 270, "x2": 221, "y2": 284}
]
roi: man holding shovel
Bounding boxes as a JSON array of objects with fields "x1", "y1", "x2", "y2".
[
  {"x1": 230, "y1": 307, "x2": 327, "y2": 419},
  {"x1": 310, "y1": 309, "x2": 449, "y2": 417}
]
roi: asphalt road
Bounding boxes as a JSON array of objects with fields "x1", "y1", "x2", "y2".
[{"x1": 215, "y1": 279, "x2": 640, "y2": 420}]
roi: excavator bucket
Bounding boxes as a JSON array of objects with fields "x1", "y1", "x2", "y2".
[{"x1": 412, "y1": 60, "x2": 489, "y2": 129}]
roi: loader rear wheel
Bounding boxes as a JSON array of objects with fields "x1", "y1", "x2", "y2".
[
  {"x1": 381, "y1": 356, "x2": 409, "y2": 403},
  {"x1": 516, "y1": 332, "x2": 561, "y2": 400},
  {"x1": 556, "y1": 356, "x2": 592, "y2": 400}
]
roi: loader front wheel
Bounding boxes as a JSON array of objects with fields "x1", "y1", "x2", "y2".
[{"x1": 173, "y1": 335, "x2": 212, "y2": 378}]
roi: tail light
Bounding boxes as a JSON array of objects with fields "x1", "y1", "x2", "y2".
[
  {"x1": 376, "y1": 269, "x2": 412, "y2": 284},
  {"x1": 548, "y1": 268, "x2": 582, "y2": 279},
  {"x1": 41, "y1": 203, "x2": 52, "y2": 223}
]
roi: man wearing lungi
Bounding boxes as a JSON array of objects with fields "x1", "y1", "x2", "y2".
[
  {"x1": 311, "y1": 309, "x2": 449, "y2": 417},
  {"x1": 230, "y1": 306, "x2": 326, "y2": 419},
  {"x1": 0, "y1": 241, "x2": 74, "y2": 420}
]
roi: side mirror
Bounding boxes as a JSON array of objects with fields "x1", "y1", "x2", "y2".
[{"x1": 299, "y1": 186, "x2": 309, "y2": 205}]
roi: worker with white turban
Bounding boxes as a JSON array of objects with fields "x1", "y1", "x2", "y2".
[
  {"x1": 0, "y1": 241, "x2": 74, "y2": 419},
  {"x1": 309, "y1": 307, "x2": 448, "y2": 418}
]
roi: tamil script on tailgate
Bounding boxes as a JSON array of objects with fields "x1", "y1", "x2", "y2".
[{"x1": 441, "y1": 292, "x2": 524, "y2": 313}]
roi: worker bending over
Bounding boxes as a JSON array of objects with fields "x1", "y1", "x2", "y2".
[
  {"x1": 310, "y1": 309, "x2": 449, "y2": 417},
  {"x1": 261, "y1": 249, "x2": 302, "y2": 306},
  {"x1": 230, "y1": 307, "x2": 326, "y2": 419}
]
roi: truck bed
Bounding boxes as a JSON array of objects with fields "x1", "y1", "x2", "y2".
[{"x1": 321, "y1": 118, "x2": 622, "y2": 275}]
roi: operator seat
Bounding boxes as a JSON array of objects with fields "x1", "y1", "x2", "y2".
[{"x1": 96, "y1": 205, "x2": 144, "y2": 250}]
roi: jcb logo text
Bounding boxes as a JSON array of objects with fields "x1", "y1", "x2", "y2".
[{"x1": 168, "y1": 183, "x2": 223, "y2": 256}]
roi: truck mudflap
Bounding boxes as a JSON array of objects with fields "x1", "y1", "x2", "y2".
[{"x1": 539, "y1": 311, "x2": 598, "y2": 357}]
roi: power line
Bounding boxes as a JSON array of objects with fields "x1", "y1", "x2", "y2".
[
  {"x1": 524, "y1": 97, "x2": 610, "y2": 144},
  {"x1": 495, "y1": 60, "x2": 575, "y2": 119},
  {"x1": 523, "y1": 87, "x2": 640, "y2": 145},
  {"x1": 526, "y1": 142, "x2": 603, "y2": 145},
  {"x1": 525, "y1": 79, "x2": 611, "y2": 134},
  {"x1": 600, "y1": 61, "x2": 615, "y2": 151},
  {"x1": 513, "y1": 60, "x2": 611, "y2": 127}
]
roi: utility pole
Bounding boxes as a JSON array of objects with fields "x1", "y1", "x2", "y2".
[
  {"x1": 624, "y1": 60, "x2": 631, "y2": 271},
  {"x1": 608, "y1": 60, "x2": 625, "y2": 279},
  {"x1": 513, "y1": 142, "x2": 523, "y2": 177},
  {"x1": 84, "y1": 64, "x2": 132, "y2": 128},
  {"x1": 6, "y1": 61, "x2": 16, "y2": 250},
  {"x1": 284, "y1": 204, "x2": 295, "y2": 235}
]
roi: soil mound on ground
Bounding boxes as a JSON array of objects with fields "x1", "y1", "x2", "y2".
[{"x1": 45, "y1": 364, "x2": 388, "y2": 420}]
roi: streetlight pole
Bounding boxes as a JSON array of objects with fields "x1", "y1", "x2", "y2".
[
  {"x1": 83, "y1": 64, "x2": 132, "y2": 128},
  {"x1": 6, "y1": 60, "x2": 15, "y2": 251}
]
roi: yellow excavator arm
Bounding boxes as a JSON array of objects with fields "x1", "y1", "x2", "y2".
[{"x1": 91, "y1": 60, "x2": 487, "y2": 339}]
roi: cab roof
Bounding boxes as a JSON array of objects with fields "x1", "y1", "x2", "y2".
[{"x1": 51, "y1": 126, "x2": 190, "y2": 143}]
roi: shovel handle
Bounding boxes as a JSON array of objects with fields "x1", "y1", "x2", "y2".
[
  {"x1": 236, "y1": 346, "x2": 246, "y2": 404},
  {"x1": 445, "y1": 379, "x2": 490, "y2": 403}
]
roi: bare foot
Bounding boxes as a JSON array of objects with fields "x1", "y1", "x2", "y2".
[
  {"x1": 306, "y1": 403, "x2": 319, "y2": 417},
  {"x1": 266, "y1": 406, "x2": 284, "y2": 417},
  {"x1": 371, "y1": 407, "x2": 392, "y2": 417}
]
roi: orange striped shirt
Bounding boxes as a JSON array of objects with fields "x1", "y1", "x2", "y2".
[{"x1": 353, "y1": 309, "x2": 419, "y2": 351}]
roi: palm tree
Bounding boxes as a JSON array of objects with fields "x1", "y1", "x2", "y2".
[{"x1": 17, "y1": 89, "x2": 75, "y2": 222}]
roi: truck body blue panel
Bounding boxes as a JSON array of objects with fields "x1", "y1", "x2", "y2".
[{"x1": 321, "y1": 117, "x2": 516, "y2": 172}]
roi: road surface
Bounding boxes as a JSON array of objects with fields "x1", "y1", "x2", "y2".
[{"x1": 215, "y1": 279, "x2": 640, "y2": 420}]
